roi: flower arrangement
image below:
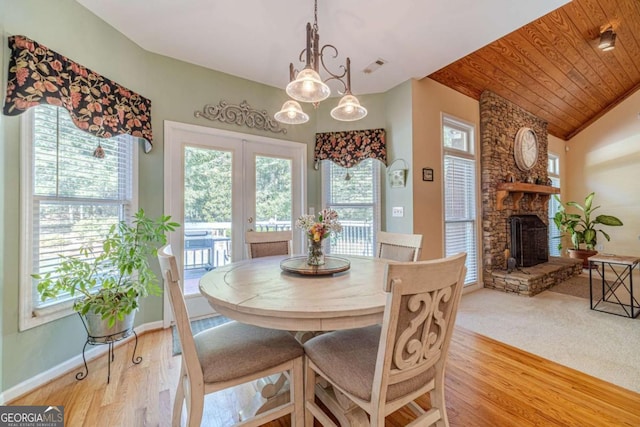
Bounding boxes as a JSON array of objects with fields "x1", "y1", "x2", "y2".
[
  {"x1": 296, "y1": 208, "x2": 342, "y2": 241},
  {"x1": 295, "y1": 209, "x2": 342, "y2": 265}
]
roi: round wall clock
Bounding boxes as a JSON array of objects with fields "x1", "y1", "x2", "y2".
[{"x1": 514, "y1": 127, "x2": 538, "y2": 171}]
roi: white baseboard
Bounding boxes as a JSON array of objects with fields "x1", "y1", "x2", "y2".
[{"x1": 0, "y1": 321, "x2": 165, "y2": 404}]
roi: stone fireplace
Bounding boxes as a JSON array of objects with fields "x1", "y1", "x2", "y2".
[{"x1": 480, "y1": 91, "x2": 581, "y2": 296}]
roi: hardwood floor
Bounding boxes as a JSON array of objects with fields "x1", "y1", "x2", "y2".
[{"x1": 9, "y1": 326, "x2": 640, "y2": 426}]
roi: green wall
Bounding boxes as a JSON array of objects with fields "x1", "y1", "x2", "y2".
[
  {"x1": 0, "y1": 0, "x2": 399, "y2": 392},
  {"x1": 383, "y1": 81, "x2": 414, "y2": 233}
]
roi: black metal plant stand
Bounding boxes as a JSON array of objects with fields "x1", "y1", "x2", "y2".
[{"x1": 76, "y1": 313, "x2": 142, "y2": 384}]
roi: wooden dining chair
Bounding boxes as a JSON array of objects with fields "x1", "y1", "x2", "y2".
[
  {"x1": 157, "y1": 245, "x2": 304, "y2": 426},
  {"x1": 245, "y1": 230, "x2": 293, "y2": 259},
  {"x1": 303, "y1": 253, "x2": 467, "y2": 427},
  {"x1": 376, "y1": 231, "x2": 423, "y2": 262}
]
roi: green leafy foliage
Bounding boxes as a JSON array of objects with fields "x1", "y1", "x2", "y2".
[
  {"x1": 552, "y1": 192, "x2": 623, "y2": 251},
  {"x1": 33, "y1": 209, "x2": 180, "y2": 328}
]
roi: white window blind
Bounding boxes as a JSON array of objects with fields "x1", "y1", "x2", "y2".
[
  {"x1": 322, "y1": 159, "x2": 380, "y2": 256},
  {"x1": 443, "y1": 116, "x2": 478, "y2": 286},
  {"x1": 21, "y1": 105, "x2": 136, "y2": 329},
  {"x1": 548, "y1": 153, "x2": 561, "y2": 257}
]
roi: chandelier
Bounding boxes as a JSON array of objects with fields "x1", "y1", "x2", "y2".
[{"x1": 274, "y1": 0, "x2": 367, "y2": 125}]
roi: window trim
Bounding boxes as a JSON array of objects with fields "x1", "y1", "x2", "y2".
[
  {"x1": 19, "y1": 108, "x2": 139, "y2": 331},
  {"x1": 441, "y1": 113, "x2": 481, "y2": 289},
  {"x1": 548, "y1": 152, "x2": 561, "y2": 257},
  {"x1": 548, "y1": 152, "x2": 560, "y2": 179}
]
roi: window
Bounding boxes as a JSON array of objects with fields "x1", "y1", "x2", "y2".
[
  {"x1": 548, "y1": 153, "x2": 561, "y2": 256},
  {"x1": 20, "y1": 105, "x2": 137, "y2": 330},
  {"x1": 322, "y1": 159, "x2": 381, "y2": 256},
  {"x1": 443, "y1": 115, "x2": 478, "y2": 286}
]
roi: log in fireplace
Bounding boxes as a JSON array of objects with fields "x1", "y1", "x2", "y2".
[{"x1": 510, "y1": 215, "x2": 548, "y2": 267}]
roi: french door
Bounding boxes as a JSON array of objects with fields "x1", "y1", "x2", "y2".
[{"x1": 164, "y1": 122, "x2": 306, "y2": 322}]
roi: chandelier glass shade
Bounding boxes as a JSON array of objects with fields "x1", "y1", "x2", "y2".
[
  {"x1": 274, "y1": 100, "x2": 310, "y2": 124},
  {"x1": 331, "y1": 94, "x2": 367, "y2": 121},
  {"x1": 286, "y1": 68, "x2": 330, "y2": 103},
  {"x1": 275, "y1": 0, "x2": 367, "y2": 124}
]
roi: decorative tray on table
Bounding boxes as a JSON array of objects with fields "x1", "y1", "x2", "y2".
[{"x1": 280, "y1": 256, "x2": 351, "y2": 276}]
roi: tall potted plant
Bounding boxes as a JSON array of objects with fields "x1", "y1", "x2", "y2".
[
  {"x1": 33, "y1": 209, "x2": 179, "y2": 336},
  {"x1": 553, "y1": 192, "x2": 623, "y2": 267}
]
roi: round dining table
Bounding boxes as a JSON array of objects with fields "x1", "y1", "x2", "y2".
[
  {"x1": 199, "y1": 254, "x2": 389, "y2": 426},
  {"x1": 199, "y1": 254, "x2": 388, "y2": 332}
]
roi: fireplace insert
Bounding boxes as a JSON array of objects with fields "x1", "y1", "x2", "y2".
[{"x1": 510, "y1": 215, "x2": 548, "y2": 267}]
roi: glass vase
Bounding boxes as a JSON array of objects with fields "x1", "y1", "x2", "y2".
[{"x1": 307, "y1": 238, "x2": 325, "y2": 266}]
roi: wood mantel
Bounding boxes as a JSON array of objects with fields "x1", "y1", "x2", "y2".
[{"x1": 496, "y1": 182, "x2": 560, "y2": 210}]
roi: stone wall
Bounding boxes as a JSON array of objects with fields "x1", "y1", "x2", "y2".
[{"x1": 480, "y1": 91, "x2": 549, "y2": 281}]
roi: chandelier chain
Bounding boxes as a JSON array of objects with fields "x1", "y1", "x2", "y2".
[{"x1": 313, "y1": 0, "x2": 319, "y2": 32}]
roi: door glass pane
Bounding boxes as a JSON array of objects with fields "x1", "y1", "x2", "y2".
[
  {"x1": 183, "y1": 146, "x2": 232, "y2": 295},
  {"x1": 255, "y1": 155, "x2": 292, "y2": 231}
]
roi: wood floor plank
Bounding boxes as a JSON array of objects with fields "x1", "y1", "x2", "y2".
[{"x1": 8, "y1": 326, "x2": 640, "y2": 426}]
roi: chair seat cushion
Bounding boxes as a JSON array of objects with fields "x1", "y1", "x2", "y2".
[
  {"x1": 194, "y1": 321, "x2": 303, "y2": 383},
  {"x1": 304, "y1": 325, "x2": 434, "y2": 402}
]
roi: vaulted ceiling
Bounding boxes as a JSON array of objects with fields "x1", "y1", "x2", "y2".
[
  {"x1": 429, "y1": 0, "x2": 640, "y2": 141},
  {"x1": 77, "y1": 0, "x2": 567, "y2": 106}
]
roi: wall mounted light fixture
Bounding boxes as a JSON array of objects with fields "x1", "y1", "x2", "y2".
[{"x1": 598, "y1": 27, "x2": 616, "y2": 51}]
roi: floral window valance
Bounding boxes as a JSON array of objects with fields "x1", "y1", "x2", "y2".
[
  {"x1": 314, "y1": 128, "x2": 387, "y2": 169},
  {"x1": 3, "y1": 35, "x2": 153, "y2": 149}
]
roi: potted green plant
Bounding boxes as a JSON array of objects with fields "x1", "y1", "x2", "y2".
[
  {"x1": 33, "y1": 209, "x2": 179, "y2": 336},
  {"x1": 553, "y1": 192, "x2": 623, "y2": 267}
]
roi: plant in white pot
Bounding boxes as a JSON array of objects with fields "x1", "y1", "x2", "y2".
[
  {"x1": 553, "y1": 192, "x2": 623, "y2": 267},
  {"x1": 33, "y1": 209, "x2": 179, "y2": 336}
]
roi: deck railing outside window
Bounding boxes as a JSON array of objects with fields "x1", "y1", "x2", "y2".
[
  {"x1": 183, "y1": 220, "x2": 374, "y2": 268},
  {"x1": 328, "y1": 221, "x2": 374, "y2": 257},
  {"x1": 183, "y1": 221, "x2": 293, "y2": 270}
]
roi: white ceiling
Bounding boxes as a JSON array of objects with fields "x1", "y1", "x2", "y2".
[{"x1": 76, "y1": 0, "x2": 569, "y2": 97}]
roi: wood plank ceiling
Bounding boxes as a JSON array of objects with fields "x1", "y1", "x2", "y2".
[{"x1": 428, "y1": 0, "x2": 640, "y2": 141}]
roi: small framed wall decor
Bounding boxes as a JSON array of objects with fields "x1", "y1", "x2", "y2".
[{"x1": 422, "y1": 167, "x2": 434, "y2": 182}]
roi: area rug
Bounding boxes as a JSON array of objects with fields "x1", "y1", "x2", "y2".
[
  {"x1": 549, "y1": 272, "x2": 640, "y2": 306},
  {"x1": 172, "y1": 315, "x2": 231, "y2": 356},
  {"x1": 547, "y1": 274, "x2": 592, "y2": 299}
]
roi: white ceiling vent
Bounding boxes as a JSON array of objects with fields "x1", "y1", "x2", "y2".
[{"x1": 363, "y1": 58, "x2": 387, "y2": 74}]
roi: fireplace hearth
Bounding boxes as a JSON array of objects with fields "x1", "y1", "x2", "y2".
[{"x1": 510, "y1": 215, "x2": 548, "y2": 267}]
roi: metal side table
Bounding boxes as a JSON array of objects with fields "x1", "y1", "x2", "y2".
[{"x1": 589, "y1": 254, "x2": 640, "y2": 318}]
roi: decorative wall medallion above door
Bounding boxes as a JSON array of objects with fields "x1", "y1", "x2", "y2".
[
  {"x1": 514, "y1": 127, "x2": 538, "y2": 171},
  {"x1": 195, "y1": 100, "x2": 287, "y2": 134}
]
